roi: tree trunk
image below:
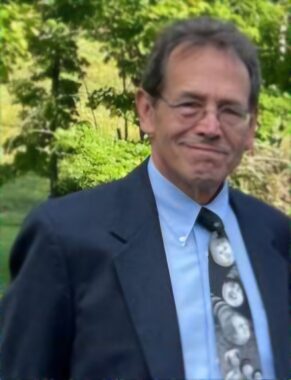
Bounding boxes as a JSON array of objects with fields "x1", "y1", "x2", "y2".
[
  {"x1": 49, "y1": 152, "x2": 58, "y2": 197},
  {"x1": 49, "y1": 53, "x2": 60, "y2": 196},
  {"x1": 124, "y1": 114, "x2": 128, "y2": 140},
  {"x1": 116, "y1": 127, "x2": 122, "y2": 140},
  {"x1": 121, "y1": 71, "x2": 128, "y2": 140}
]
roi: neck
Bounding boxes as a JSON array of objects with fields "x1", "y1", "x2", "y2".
[{"x1": 177, "y1": 180, "x2": 223, "y2": 205}]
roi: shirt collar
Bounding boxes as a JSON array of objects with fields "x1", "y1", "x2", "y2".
[{"x1": 148, "y1": 157, "x2": 229, "y2": 242}]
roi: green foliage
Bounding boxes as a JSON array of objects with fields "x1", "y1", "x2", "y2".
[
  {"x1": 84, "y1": 0, "x2": 156, "y2": 138},
  {"x1": 87, "y1": 86, "x2": 137, "y2": 139},
  {"x1": 28, "y1": 19, "x2": 87, "y2": 79},
  {"x1": 54, "y1": 122, "x2": 150, "y2": 195},
  {"x1": 30, "y1": 0, "x2": 103, "y2": 28},
  {"x1": 258, "y1": 86, "x2": 291, "y2": 145},
  {"x1": 0, "y1": 162, "x2": 17, "y2": 187},
  {"x1": 0, "y1": 173, "x2": 49, "y2": 296},
  {"x1": 230, "y1": 142, "x2": 289, "y2": 214},
  {"x1": 88, "y1": 87, "x2": 135, "y2": 120},
  {"x1": 5, "y1": 3, "x2": 88, "y2": 194},
  {"x1": 0, "y1": 2, "x2": 34, "y2": 83}
]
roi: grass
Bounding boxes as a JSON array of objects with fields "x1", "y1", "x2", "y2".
[{"x1": 0, "y1": 173, "x2": 49, "y2": 296}]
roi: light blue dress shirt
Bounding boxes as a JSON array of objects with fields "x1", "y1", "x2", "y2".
[{"x1": 148, "y1": 158, "x2": 275, "y2": 380}]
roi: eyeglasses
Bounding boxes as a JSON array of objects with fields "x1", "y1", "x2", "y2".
[{"x1": 157, "y1": 95, "x2": 251, "y2": 130}]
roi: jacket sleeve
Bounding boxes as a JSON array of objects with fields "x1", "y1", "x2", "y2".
[{"x1": 0, "y1": 204, "x2": 74, "y2": 380}]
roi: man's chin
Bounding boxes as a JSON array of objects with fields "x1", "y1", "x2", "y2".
[{"x1": 188, "y1": 168, "x2": 226, "y2": 186}]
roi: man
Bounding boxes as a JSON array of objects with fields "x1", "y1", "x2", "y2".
[{"x1": 0, "y1": 17, "x2": 289, "y2": 380}]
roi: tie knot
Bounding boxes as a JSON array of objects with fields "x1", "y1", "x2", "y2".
[{"x1": 197, "y1": 207, "x2": 225, "y2": 234}]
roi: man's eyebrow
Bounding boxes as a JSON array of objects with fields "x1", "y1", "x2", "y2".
[
  {"x1": 177, "y1": 91, "x2": 206, "y2": 101},
  {"x1": 177, "y1": 91, "x2": 246, "y2": 107}
]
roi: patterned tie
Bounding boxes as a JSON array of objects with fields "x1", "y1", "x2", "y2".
[{"x1": 197, "y1": 207, "x2": 262, "y2": 380}]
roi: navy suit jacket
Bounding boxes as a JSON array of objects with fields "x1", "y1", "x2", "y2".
[{"x1": 0, "y1": 160, "x2": 290, "y2": 379}]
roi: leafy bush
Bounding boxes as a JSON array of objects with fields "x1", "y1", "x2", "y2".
[
  {"x1": 258, "y1": 87, "x2": 290, "y2": 146},
  {"x1": 55, "y1": 122, "x2": 289, "y2": 214},
  {"x1": 230, "y1": 143, "x2": 289, "y2": 214},
  {"x1": 55, "y1": 123, "x2": 150, "y2": 195},
  {"x1": 0, "y1": 163, "x2": 17, "y2": 187}
]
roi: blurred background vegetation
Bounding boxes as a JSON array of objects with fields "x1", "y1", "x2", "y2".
[{"x1": 0, "y1": 0, "x2": 290, "y2": 296}]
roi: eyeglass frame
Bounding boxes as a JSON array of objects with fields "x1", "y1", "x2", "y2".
[{"x1": 154, "y1": 94, "x2": 252, "y2": 130}]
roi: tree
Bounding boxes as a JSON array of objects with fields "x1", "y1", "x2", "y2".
[
  {"x1": 5, "y1": 2, "x2": 87, "y2": 195},
  {"x1": 86, "y1": 0, "x2": 160, "y2": 140}
]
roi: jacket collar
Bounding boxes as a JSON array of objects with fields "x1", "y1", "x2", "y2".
[{"x1": 111, "y1": 159, "x2": 185, "y2": 378}]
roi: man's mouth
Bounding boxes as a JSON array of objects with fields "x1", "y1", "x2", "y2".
[{"x1": 179, "y1": 142, "x2": 228, "y2": 155}]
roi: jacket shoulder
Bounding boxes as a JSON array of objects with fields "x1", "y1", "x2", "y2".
[
  {"x1": 25, "y1": 161, "x2": 150, "y2": 232},
  {"x1": 230, "y1": 188, "x2": 290, "y2": 251},
  {"x1": 230, "y1": 188, "x2": 289, "y2": 222}
]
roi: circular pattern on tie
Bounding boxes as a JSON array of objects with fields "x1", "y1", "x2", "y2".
[
  {"x1": 215, "y1": 302, "x2": 251, "y2": 346},
  {"x1": 226, "y1": 313, "x2": 251, "y2": 346},
  {"x1": 197, "y1": 207, "x2": 262, "y2": 378},
  {"x1": 224, "y1": 350, "x2": 263, "y2": 380},
  {"x1": 209, "y1": 235, "x2": 234, "y2": 267},
  {"x1": 222, "y1": 280, "x2": 244, "y2": 307}
]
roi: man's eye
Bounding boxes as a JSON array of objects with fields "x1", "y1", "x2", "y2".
[
  {"x1": 178, "y1": 102, "x2": 202, "y2": 115},
  {"x1": 222, "y1": 107, "x2": 244, "y2": 117},
  {"x1": 179, "y1": 102, "x2": 201, "y2": 108}
]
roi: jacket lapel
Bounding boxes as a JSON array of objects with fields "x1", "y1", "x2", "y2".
[
  {"x1": 230, "y1": 190, "x2": 289, "y2": 378},
  {"x1": 110, "y1": 162, "x2": 185, "y2": 378}
]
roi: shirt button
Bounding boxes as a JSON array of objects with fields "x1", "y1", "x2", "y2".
[{"x1": 179, "y1": 236, "x2": 187, "y2": 246}]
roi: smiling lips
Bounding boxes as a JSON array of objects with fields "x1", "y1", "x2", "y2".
[{"x1": 179, "y1": 141, "x2": 229, "y2": 155}]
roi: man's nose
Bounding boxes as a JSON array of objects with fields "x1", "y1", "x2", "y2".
[{"x1": 195, "y1": 110, "x2": 222, "y2": 137}]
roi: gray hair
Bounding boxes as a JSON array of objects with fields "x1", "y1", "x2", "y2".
[{"x1": 141, "y1": 17, "x2": 261, "y2": 110}]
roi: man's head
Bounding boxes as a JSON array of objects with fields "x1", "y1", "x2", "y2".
[
  {"x1": 136, "y1": 17, "x2": 261, "y2": 204},
  {"x1": 141, "y1": 17, "x2": 261, "y2": 111}
]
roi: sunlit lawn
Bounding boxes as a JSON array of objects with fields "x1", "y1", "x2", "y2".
[{"x1": 0, "y1": 173, "x2": 49, "y2": 297}]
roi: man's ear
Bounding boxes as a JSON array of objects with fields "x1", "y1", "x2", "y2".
[
  {"x1": 245, "y1": 111, "x2": 257, "y2": 152},
  {"x1": 135, "y1": 88, "x2": 155, "y2": 136}
]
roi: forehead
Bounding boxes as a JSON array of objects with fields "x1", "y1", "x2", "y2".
[{"x1": 163, "y1": 43, "x2": 251, "y2": 104}]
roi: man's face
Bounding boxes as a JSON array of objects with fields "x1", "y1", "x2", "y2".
[{"x1": 136, "y1": 44, "x2": 256, "y2": 203}]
